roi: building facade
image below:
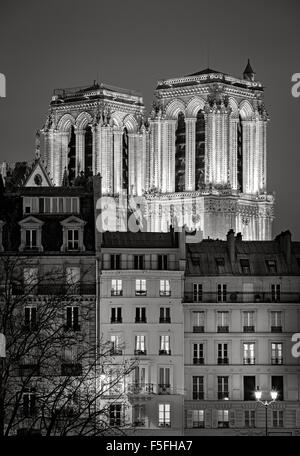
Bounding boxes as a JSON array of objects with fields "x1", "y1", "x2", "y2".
[{"x1": 37, "y1": 62, "x2": 274, "y2": 240}]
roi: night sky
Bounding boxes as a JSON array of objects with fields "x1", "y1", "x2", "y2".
[{"x1": 0, "y1": 0, "x2": 299, "y2": 238}]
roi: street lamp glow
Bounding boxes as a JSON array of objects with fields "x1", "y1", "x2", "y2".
[
  {"x1": 254, "y1": 387, "x2": 262, "y2": 401},
  {"x1": 270, "y1": 390, "x2": 278, "y2": 401}
]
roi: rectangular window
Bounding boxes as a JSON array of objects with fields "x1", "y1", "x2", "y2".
[
  {"x1": 271, "y1": 284, "x2": 281, "y2": 302},
  {"x1": 159, "y1": 335, "x2": 171, "y2": 355},
  {"x1": 243, "y1": 376, "x2": 256, "y2": 401},
  {"x1": 272, "y1": 410, "x2": 283, "y2": 428},
  {"x1": 52, "y1": 198, "x2": 58, "y2": 213},
  {"x1": 243, "y1": 343, "x2": 255, "y2": 365},
  {"x1": 110, "y1": 335, "x2": 122, "y2": 355},
  {"x1": 135, "y1": 279, "x2": 146, "y2": 296},
  {"x1": 192, "y1": 410, "x2": 204, "y2": 428},
  {"x1": 58, "y1": 198, "x2": 64, "y2": 212},
  {"x1": 158, "y1": 254, "x2": 168, "y2": 270},
  {"x1": 271, "y1": 376, "x2": 284, "y2": 401},
  {"x1": 159, "y1": 307, "x2": 171, "y2": 323},
  {"x1": 72, "y1": 198, "x2": 79, "y2": 213},
  {"x1": 111, "y1": 279, "x2": 122, "y2": 296},
  {"x1": 39, "y1": 198, "x2": 44, "y2": 213},
  {"x1": 23, "y1": 391, "x2": 36, "y2": 417},
  {"x1": 135, "y1": 335, "x2": 146, "y2": 355},
  {"x1": 111, "y1": 307, "x2": 122, "y2": 323},
  {"x1": 67, "y1": 229, "x2": 79, "y2": 250},
  {"x1": 193, "y1": 343, "x2": 204, "y2": 365},
  {"x1": 109, "y1": 404, "x2": 122, "y2": 426},
  {"x1": 65, "y1": 306, "x2": 80, "y2": 331},
  {"x1": 217, "y1": 284, "x2": 227, "y2": 302},
  {"x1": 134, "y1": 255, "x2": 144, "y2": 270},
  {"x1": 110, "y1": 254, "x2": 121, "y2": 270},
  {"x1": 192, "y1": 311, "x2": 204, "y2": 332},
  {"x1": 240, "y1": 259, "x2": 250, "y2": 274},
  {"x1": 193, "y1": 283, "x2": 202, "y2": 302},
  {"x1": 217, "y1": 343, "x2": 228, "y2": 364},
  {"x1": 133, "y1": 404, "x2": 146, "y2": 427},
  {"x1": 193, "y1": 376, "x2": 204, "y2": 400},
  {"x1": 243, "y1": 311, "x2": 255, "y2": 332},
  {"x1": 24, "y1": 307, "x2": 37, "y2": 331},
  {"x1": 217, "y1": 376, "x2": 229, "y2": 400},
  {"x1": 271, "y1": 311, "x2": 282, "y2": 332},
  {"x1": 25, "y1": 229, "x2": 37, "y2": 249},
  {"x1": 160, "y1": 280, "x2": 171, "y2": 297},
  {"x1": 245, "y1": 410, "x2": 255, "y2": 428},
  {"x1": 217, "y1": 410, "x2": 229, "y2": 428},
  {"x1": 158, "y1": 367, "x2": 170, "y2": 394},
  {"x1": 66, "y1": 198, "x2": 72, "y2": 212},
  {"x1": 215, "y1": 257, "x2": 225, "y2": 274},
  {"x1": 158, "y1": 404, "x2": 171, "y2": 427},
  {"x1": 217, "y1": 311, "x2": 229, "y2": 332},
  {"x1": 271, "y1": 343, "x2": 283, "y2": 365},
  {"x1": 266, "y1": 259, "x2": 277, "y2": 273},
  {"x1": 135, "y1": 307, "x2": 146, "y2": 323},
  {"x1": 44, "y1": 197, "x2": 51, "y2": 213}
]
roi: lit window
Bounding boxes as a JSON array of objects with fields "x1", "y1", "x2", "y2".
[
  {"x1": 271, "y1": 311, "x2": 282, "y2": 332},
  {"x1": 271, "y1": 343, "x2": 283, "y2": 365},
  {"x1": 243, "y1": 311, "x2": 255, "y2": 332},
  {"x1": 217, "y1": 311, "x2": 229, "y2": 332},
  {"x1": 217, "y1": 409, "x2": 229, "y2": 428},
  {"x1": 192, "y1": 410, "x2": 204, "y2": 428},
  {"x1": 160, "y1": 280, "x2": 170, "y2": 296},
  {"x1": 243, "y1": 343, "x2": 255, "y2": 364},
  {"x1": 158, "y1": 403, "x2": 171, "y2": 427},
  {"x1": 111, "y1": 279, "x2": 122, "y2": 296},
  {"x1": 135, "y1": 335, "x2": 146, "y2": 355},
  {"x1": 159, "y1": 335, "x2": 171, "y2": 355},
  {"x1": 192, "y1": 311, "x2": 205, "y2": 332},
  {"x1": 65, "y1": 306, "x2": 80, "y2": 331},
  {"x1": 135, "y1": 279, "x2": 147, "y2": 296},
  {"x1": 110, "y1": 335, "x2": 122, "y2": 355}
]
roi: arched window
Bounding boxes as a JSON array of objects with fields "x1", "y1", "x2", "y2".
[
  {"x1": 67, "y1": 126, "x2": 76, "y2": 184},
  {"x1": 175, "y1": 112, "x2": 186, "y2": 192},
  {"x1": 122, "y1": 128, "x2": 129, "y2": 192},
  {"x1": 84, "y1": 125, "x2": 93, "y2": 177},
  {"x1": 237, "y1": 115, "x2": 243, "y2": 192},
  {"x1": 195, "y1": 110, "x2": 205, "y2": 190}
]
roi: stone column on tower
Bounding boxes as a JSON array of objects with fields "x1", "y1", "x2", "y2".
[
  {"x1": 166, "y1": 120, "x2": 176, "y2": 193},
  {"x1": 113, "y1": 127, "x2": 123, "y2": 194},
  {"x1": 228, "y1": 116, "x2": 239, "y2": 190},
  {"x1": 149, "y1": 119, "x2": 162, "y2": 190},
  {"x1": 60, "y1": 131, "x2": 69, "y2": 183},
  {"x1": 185, "y1": 117, "x2": 196, "y2": 191},
  {"x1": 75, "y1": 128, "x2": 85, "y2": 175},
  {"x1": 204, "y1": 104, "x2": 216, "y2": 184}
]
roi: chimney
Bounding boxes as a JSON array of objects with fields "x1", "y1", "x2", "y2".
[
  {"x1": 236, "y1": 232, "x2": 243, "y2": 242},
  {"x1": 227, "y1": 229, "x2": 235, "y2": 264},
  {"x1": 277, "y1": 230, "x2": 291, "y2": 266}
]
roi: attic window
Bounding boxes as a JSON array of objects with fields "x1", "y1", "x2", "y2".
[
  {"x1": 266, "y1": 259, "x2": 277, "y2": 274},
  {"x1": 240, "y1": 259, "x2": 250, "y2": 274},
  {"x1": 215, "y1": 257, "x2": 225, "y2": 273}
]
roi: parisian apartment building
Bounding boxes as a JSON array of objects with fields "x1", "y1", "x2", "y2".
[{"x1": 0, "y1": 63, "x2": 299, "y2": 436}]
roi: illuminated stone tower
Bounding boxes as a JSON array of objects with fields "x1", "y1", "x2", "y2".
[{"x1": 41, "y1": 62, "x2": 274, "y2": 240}]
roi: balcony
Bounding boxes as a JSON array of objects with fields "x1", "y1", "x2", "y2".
[
  {"x1": 135, "y1": 290, "x2": 147, "y2": 296},
  {"x1": 111, "y1": 290, "x2": 123, "y2": 297},
  {"x1": 218, "y1": 392, "x2": 229, "y2": 400},
  {"x1": 110, "y1": 348, "x2": 123, "y2": 356},
  {"x1": 193, "y1": 326, "x2": 204, "y2": 333},
  {"x1": 111, "y1": 318, "x2": 122, "y2": 324},
  {"x1": 134, "y1": 349, "x2": 147, "y2": 356},
  {"x1": 243, "y1": 357, "x2": 255, "y2": 365},
  {"x1": 192, "y1": 392, "x2": 204, "y2": 400},
  {"x1": 271, "y1": 357, "x2": 283, "y2": 365},
  {"x1": 158, "y1": 384, "x2": 171, "y2": 395},
  {"x1": 243, "y1": 326, "x2": 255, "y2": 333},
  {"x1": 184, "y1": 291, "x2": 300, "y2": 303},
  {"x1": 193, "y1": 357, "x2": 204, "y2": 365},
  {"x1": 159, "y1": 291, "x2": 171, "y2": 297},
  {"x1": 159, "y1": 317, "x2": 171, "y2": 323},
  {"x1": 271, "y1": 326, "x2": 282, "y2": 333},
  {"x1": 159, "y1": 349, "x2": 171, "y2": 356},
  {"x1": 217, "y1": 358, "x2": 229, "y2": 365},
  {"x1": 128, "y1": 383, "x2": 154, "y2": 395},
  {"x1": 217, "y1": 326, "x2": 229, "y2": 333}
]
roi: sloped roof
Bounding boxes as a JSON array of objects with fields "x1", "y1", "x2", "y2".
[{"x1": 102, "y1": 231, "x2": 179, "y2": 249}]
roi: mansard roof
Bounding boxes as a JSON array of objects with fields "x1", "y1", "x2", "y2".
[{"x1": 102, "y1": 231, "x2": 179, "y2": 249}]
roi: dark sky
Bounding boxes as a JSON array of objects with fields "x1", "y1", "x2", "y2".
[{"x1": 0, "y1": 0, "x2": 299, "y2": 238}]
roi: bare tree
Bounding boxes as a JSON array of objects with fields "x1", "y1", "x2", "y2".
[{"x1": 0, "y1": 255, "x2": 136, "y2": 436}]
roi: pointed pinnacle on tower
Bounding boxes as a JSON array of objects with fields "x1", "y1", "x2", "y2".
[{"x1": 243, "y1": 59, "x2": 256, "y2": 82}]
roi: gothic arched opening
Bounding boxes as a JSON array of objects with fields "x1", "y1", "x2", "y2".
[
  {"x1": 67, "y1": 125, "x2": 76, "y2": 184},
  {"x1": 195, "y1": 110, "x2": 205, "y2": 190},
  {"x1": 122, "y1": 127, "x2": 129, "y2": 192},
  {"x1": 237, "y1": 115, "x2": 243, "y2": 192},
  {"x1": 175, "y1": 112, "x2": 186, "y2": 192},
  {"x1": 84, "y1": 125, "x2": 93, "y2": 177}
]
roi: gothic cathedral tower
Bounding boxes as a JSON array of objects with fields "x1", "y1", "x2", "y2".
[{"x1": 41, "y1": 63, "x2": 274, "y2": 240}]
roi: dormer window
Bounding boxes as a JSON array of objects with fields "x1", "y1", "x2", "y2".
[
  {"x1": 18, "y1": 216, "x2": 44, "y2": 252},
  {"x1": 240, "y1": 259, "x2": 250, "y2": 274},
  {"x1": 215, "y1": 257, "x2": 225, "y2": 273},
  {"x1": 60, "y1": 216, "x2": 86, "y2": 253},
  {"x1": 266, "y1": 259, "x2": 277, "y2": 274}
]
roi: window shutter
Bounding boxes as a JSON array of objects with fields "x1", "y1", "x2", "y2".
[
  {"x1": 187, "y1": 410, "x2": 193, "y2": 428},
  {"x1": 66, "y1": 307, "x2": 72, "y2": 327},
  {"x1": 73, "y1": 307, "x2": 79, "y2": 327},
  {"x1": 212, "y1": 409, "x2": 218, "y2": 428},
  {"x1": 229, "y1": 410, "x2": 235, "y2": 427}
]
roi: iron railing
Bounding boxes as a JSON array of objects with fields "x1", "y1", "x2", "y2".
[{"x1": 184, "y1": 291, "x2": 300, "y2": 303}]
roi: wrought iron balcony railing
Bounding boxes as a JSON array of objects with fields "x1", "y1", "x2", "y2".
[
  {"x1": 271, "y1": 357, "x2": 283, "y2": 365},
  {"x1": 193, "y1": 357, "x2": 204, "y2": 365},
  {"x1": 243, "y1": 326, "x2": 255, "y2": 333},
  {"x1": 243, "y1": 357, "x2": 255, "y2": 365},
  {"x1": 159, "y1": 317, "x2": 171, "y2": 323},
  {"x1": 11, "y1": 283, "x2": 96, "y2": 296},
  {"x1": 184, "y1": 291, "x2": 300, "y2": 303},
  {"x1": 127, "y1": 383, "x2": 154, "y2": 395},
  {"x1": 193, "y1": 326, "x2": 205, "y2": 333},
  {"x1": 217, "y1": 357, "x2": 229, "y2": 365}
]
